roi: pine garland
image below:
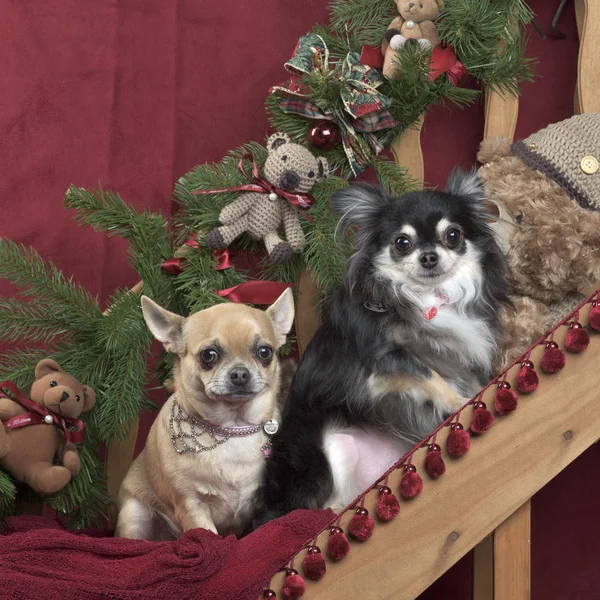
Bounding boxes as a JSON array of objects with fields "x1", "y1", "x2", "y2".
[{"x1": 0, "y1": 0, "x2": 534, "y2": 525}]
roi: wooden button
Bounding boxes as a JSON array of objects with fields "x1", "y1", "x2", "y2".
[{"x1": 580, "y1": 156, "x2": 599, "y2": 174}]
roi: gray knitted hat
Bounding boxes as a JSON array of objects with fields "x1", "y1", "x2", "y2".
[{"x1": 512, "y1": 113, "x2": 600, "y2": 211}]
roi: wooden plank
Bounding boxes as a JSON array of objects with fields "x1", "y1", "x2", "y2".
[
  {"x1": 295, "y1": 267, "x2": 322, "y2": 357},
  {"x1": 473, "y1": 535, "x2": 494, "y2": 600},
  {"x1": 390, "y1": 114, "x2": 425, "y2": 187},
  {"x1": 268, "y1": 303, "x2": 600, "y2": 599},
  {"x1": 575, "y1": 0, "x2": 600, "y2": 114},
  {"x1": 494, "y1": 502, "x2": 531, "y2": 600},
  {"x1": 483, "y1": 88, "x2": 519, "y2": 141}
]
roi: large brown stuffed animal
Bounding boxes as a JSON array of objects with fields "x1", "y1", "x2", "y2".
[
  {"x1": 477, "y1": 113, "x2": 600, "y2": 371},
  {"x1": 382, "y1": 0, "x2": 444, "y2": 79},
  {"x1": 0, "y1": 359, "x2": 96, "y2": 494},
  {"x1": 206, "y1": 132, "x2": 329, "y2": 263}
]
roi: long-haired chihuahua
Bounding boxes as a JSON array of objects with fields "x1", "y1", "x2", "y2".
[{"x1": 256, "y1": 171, "x2": 509, "y2": 520}]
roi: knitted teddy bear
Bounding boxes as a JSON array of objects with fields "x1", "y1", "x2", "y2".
[
  {"x1": 206, "y1": 132, "x2": 329, "y2": 263},
  {"x1": 477, "y1": 113, "x2": 600, "y2": 371},
  {"x1": 0, "y1": 359, "x2": 96, "y2": 495},
  {"x1": 382, "y1": 0, "x2": 444, "y2": 79}
]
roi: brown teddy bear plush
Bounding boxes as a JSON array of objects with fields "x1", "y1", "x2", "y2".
[
  {"x1": 477, "y1": 113, "x2": 600, "y2": 371},
  {"x1": 0, "y1": 359, "x2": 96, "y2": 495},
  {"x1": 382, "y1": 0, "x2": 444, "y2": 79},
  {"x1": 206, "y1": 132, "x2": 329, "y2": 263}
]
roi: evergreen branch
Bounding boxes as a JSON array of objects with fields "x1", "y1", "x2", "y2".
[
  {"x1": 0, "y1": 346, "x2": 58, "y2": 390},
  {"x1": 372, "y1": 154, "x2": 420, "y2": 196},
  {"x1": 0, "y1": 471, "x2": 17, "y2": 518},
  {"x1": 329, "y1": 0, "x2": 398, "y2": 46}
]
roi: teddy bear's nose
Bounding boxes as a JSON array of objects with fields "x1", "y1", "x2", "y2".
[
  {"x1": 280, "y1": 171, "x2": 300, "y2": 191},
  {"x1": 408, "y1": 2, "x2": 415, "y2": 6},
  {"x1": 60, "y1": 391, "x2": 70, "y2": 403}
]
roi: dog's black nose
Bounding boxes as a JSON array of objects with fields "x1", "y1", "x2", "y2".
[
  {"x1": 419, "y1": 252, "x2": 439, "y2": 269},
  {"x1": 230, "y1": 367, "x2": 250, "y2": 386},
  {"x1": 60, "y1": 391, "x2": 70, "y2": 403},
  {"x1": 280, "y1": 171, "x2": 300, "y2": 191}
]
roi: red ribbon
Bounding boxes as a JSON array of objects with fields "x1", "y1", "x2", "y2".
[
  {"x1": 0, "y1": 380, "x2": 85, "y2": 444},
  {"x1": 218, "y1": 280, "x2": 294, "y2": 305},
  {"x1": 359, "y1": 45, "x2": 385, "y2": 70},
  {"x1": 192, "y1": 155, "x2": 316, "y2": 214},
  {"x1": 428, "y1": 44, "x2": 467, "y2": 85},
  {"x1": 161, "y1": 243, "x2": 232, "y2": 276}
]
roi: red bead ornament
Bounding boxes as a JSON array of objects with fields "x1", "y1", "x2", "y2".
[
  {"x1": 375, "y1": 486, "x2": 400, "y2": 522},
  {"x1": 589, "y1": 301, "x2": 600, "y2": 332},
  {"x1": 470, "y1": 400, "x2": 494, "y2": 435},
  {"x1": 263, "y1": 590, "x2": 277, "y2": 599},
  {"x1": 424, "y1": 444, "x2": 446, "y2": 478},
  {"x1": 565, "y1": 322, "x2": 590, "y2": 353},
  {"x1": 302, "y1": 546, "x2": 326, "y2": 581},
  {"x1": 307, "y1": 121, "x2": 341, "y2": 151},
  {"x1": 516, "y1": 360, "x2": 539, "y2": 393},
  {"x1": 281, "y1": 569, "x2": 306, "y2": 600},
  {"x1": 540, "y1": 341, "x2": 566, "y2": 373},
  {"x1": 494, "y1": 381, "x2": 518, "y2": 416},
  {"x1": 399, "y1": 464, "x2": 423, "y2": 499},
  {"x1": 447, "y1": 422, "x2": 470, "y2": 456},
  {"x1": 326, "y1": 526, "x2": 350, "y2": 561},
  {"x1": 348, "y1": 507, "x2": 375, "y2": 541}
]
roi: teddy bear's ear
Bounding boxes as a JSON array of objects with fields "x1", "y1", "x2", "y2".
[
  {"x1": 316, "y1": 156, "x2": 330, "y2": 181},
  {"x1": 81, "y1": 386, "x2": 96, "y2": 411},
  {"x1": 35, "y1": 359, "x2": 62, "y2": 380},
  {"x1": 267, "y1": 132, "x2": 290, "y2": 151}
]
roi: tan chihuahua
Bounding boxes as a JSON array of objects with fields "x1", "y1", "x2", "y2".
[{"x1": 115, "y1": 289, "x2": 295, "y2": 540}]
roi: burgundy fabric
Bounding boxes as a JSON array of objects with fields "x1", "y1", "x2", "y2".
[
  {"x1": 0, "y1": 509, "x2": 334, "y2": 600},
  {"x1": 1, "y1": 1, "x2": 599, "y2": 600}
]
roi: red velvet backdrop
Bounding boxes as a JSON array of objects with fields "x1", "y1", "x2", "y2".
[{"x1": 1, "y1": 1, "x2": 597, "y2": 598}]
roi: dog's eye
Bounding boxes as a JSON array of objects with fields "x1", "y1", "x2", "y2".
[
  {"x1": 75, "y1": 395, "x2": 80, "y2": 402},
  {"x1": 50, "y1": 381, "x2": 57, "y2": 387},
  {"x1": 257, "y1": 346, "x2": 273, "y2": 363},
  {"x1": 395, "y1": 235, "x2": 412, "y2": 252},
  {"x1": 199, "y1": 349, "x2": 219, "y2": 365},
  {"x1": 445, "y1": 228, "x2": 462, "y2": 248},
  {"x1": 281, "y1": 155, "x2": 288, "y2": 162}
]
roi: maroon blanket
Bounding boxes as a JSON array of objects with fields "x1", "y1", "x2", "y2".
[{"x1": 0, "y1": 511, "x2": 334, "y2": 600}]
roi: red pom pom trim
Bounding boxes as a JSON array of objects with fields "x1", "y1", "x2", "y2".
[
  {"x1": 348, "y1": 509, "x2": 375, "y2": 541},
  {"x1": 375, "y1": 487, "x2": 400, "y2": 521},
  {"x1": 565, "y1": 324, "x2": 590, "y2": 353},
  {"x1": 494, "y1": 382, "x2": 518, "y2": 415},
  {"x1": 424, "y1": 445, "x2": 446, "y2": 478},
  {"x1": 447, "y1": 424, "x2": 470, "y2": 456},
  {"x1": 516, "y1": 362, "x2": 539, "y2": 393},
  {"x1": 470, "y1": 402, "x2": 494, "y2": 435},
  {"x1": 399, "y1": 466, "x2": 423, "y2": 499},
  {"x1": 326, "y1": 528, "x2": 350, "y2": 561},
  {"x1": 281, "y1": 571, "x2": 306, "y2": 600},
  {"x1": 540, "y1": 342, "x2": 566, "y2": 373},
  {"x1": 302, "y1": 548, "x2": 326, "y2": 581},
  {"x1": 589, "y1": 303, "x2": 600, "y2": 332}
]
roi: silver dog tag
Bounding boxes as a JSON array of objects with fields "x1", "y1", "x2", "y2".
[{"x1": 263, "y1": 419, "x2": 279, "y2": 435}]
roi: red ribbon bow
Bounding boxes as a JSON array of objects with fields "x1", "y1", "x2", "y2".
[
  {"x1": 218, "y1": 280, "x2": 294, "y2": 304},
  {"x1": 192, "y1": 155, "x2": 315, "y2": 216},
  {"x1": 161, "y1": 237, "x2": 232, "y2": 276},
  {"x1": 0, "y1": 380, "x2": 85, "y2": 444},
  {"x1": 428, "y1": 44, "x2": 467, "y2": 85}
]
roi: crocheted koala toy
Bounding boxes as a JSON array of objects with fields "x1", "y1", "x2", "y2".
[
  {"x1": 382, "y1": 0, "x2": 444, "y2": 79},
  {"x1": 206, "y1": 133, "x2": 329, "y2": 263},
  {"x1": 478, "y1": 113, "x2": 600, "y2": 371}
]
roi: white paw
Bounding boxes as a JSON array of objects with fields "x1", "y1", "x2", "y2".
[
  {"x1": 389, "y1": 34, "x2": 407, "y2": 50},
  {"x1": 417, "y1": 38, "x2": 433, "y2": 49}
]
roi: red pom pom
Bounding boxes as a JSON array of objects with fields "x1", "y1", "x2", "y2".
[
  {"x1": 326, "y1": 528, "x2": 350, "y2": 561},
  {"x1": 470, "y1": 401, "x2": 495, "y2": 435},
  {"x1": 516, "y1": 361, "x2": 539, "y2": 393},
  {"x1": 565, "y1": 323, "x2": 590, "y2": 352},
  {"x1": 424, "y1": 445, "x2": 446, "y2": 478},
  {"x1": 540, "y1": 342, "x2": 566, "y2": 373},
  {"x1": 589, "y1": 303, "x2": 600, "y2": 332},
  {"x1": 302, "y1": 547, "x2": 326, "y2": 581},
  {"x1": 281, "y1": 571, "x2": 306, "y2": 600},
  {"x1": 348, "y1": 508, "x2": 375, "y2": 541},
  {"x1": 447, "y1": 424, "x2": 470, "y2": 456},
  {"x1": 494, "y1": 381, "x2": 517, "y2": 415},
  {"x1": 375, "y1": 487, "x2": 400, "y2": 521},
  {"x1": 399, "y1": 466, "x2": 423, "y2": 499}
]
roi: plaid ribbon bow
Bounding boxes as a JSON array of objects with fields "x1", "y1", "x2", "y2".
[{"x1": 270, "y1": 34, "x2": 399, "y2": 176}]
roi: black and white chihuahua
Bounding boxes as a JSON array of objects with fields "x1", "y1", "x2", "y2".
[{"x1": 256, "y1": 171, "x2": 509, "y2": 521}]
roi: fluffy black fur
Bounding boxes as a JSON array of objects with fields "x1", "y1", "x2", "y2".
[{"x1": 254, "y1": 173, "x2": 510, "y2": 525}]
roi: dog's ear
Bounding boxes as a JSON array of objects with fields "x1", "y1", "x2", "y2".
[
  {"x1": 332, "y1": 183, "x2": 390, "y2": 231},
  {"x1": 445, "y1": 169, "x2": 486, "y2": 203},
  {"x1": 266, "y1": 288, "x2": 295, "y2": 348},
  {"x1": 141, "y1": 296, "x2": 185, "y2": 354}
]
